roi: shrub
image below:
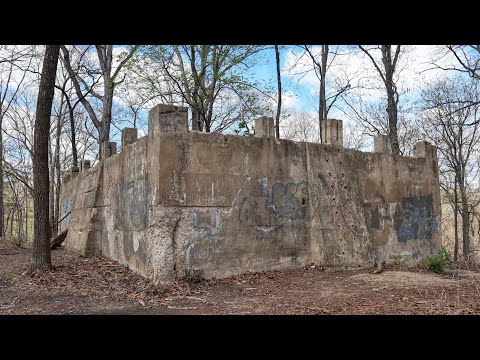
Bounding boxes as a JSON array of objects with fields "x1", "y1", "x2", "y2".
[
  {"x1": 425, "y1": 246, "x2": 451, "y2": 273},
  {"x1": 438, "y1": 246, "x2": 452, "y2": 262}
]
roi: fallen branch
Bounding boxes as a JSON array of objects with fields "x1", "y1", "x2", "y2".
[{"x1": 50, "y1": 229, "x2": 68, "y2": 249}]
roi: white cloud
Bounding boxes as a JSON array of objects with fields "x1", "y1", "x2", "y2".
[
  {"x1": 267, "y1": 90, "x2": 300, "y2": 110},
  {"x1": 283, "y1": 45, "x2": 454, "y2": 107}
]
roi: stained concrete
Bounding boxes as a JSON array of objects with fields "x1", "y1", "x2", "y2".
[{"x1": 59, "y1": 104, "x2": 442, "y2": 284}]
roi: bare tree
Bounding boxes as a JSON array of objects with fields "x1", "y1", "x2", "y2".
[
  {"x1": 115, "y1": 75, "x2": 149, "y2": 129},
  {"x1": 281, "y1": 110, "x2": 318, "y2": 143},
  {"x1": 54, "y1": 59, "x2": 87, "y2": 168},
  {"x1": 60, "y1": 45, "x2": 138, "y2": 160},
  {"x1": 31, "y1": 45, "x2": 60, "y2": 272},
  {"x1": 439, "y1": 46, "x2": 480, "y2": 80},
  {"x1": 275, "y1": 45, "x2": 282, "y2": 139},
  {"x1": 137, "y1": 45, "x2": 268, "y2": 133},
  {"x1": 0, "y1": 46, "x2": 34, "y2": 239},
  {"x1": 419, "y1": 75, "x2": 480, "y2": 262},
  {"x1": 340, "y1": 93, "x2": 419, "y2": 155},
  {"x1": 287, "y1": 45, "x2": 352, "y2": 142},
  {"x1": 359, "y1": 45, "x2": 402, "y2": 155},
  {"x1": 49, "y1": 90, "x2": 67, "y2": 236}
]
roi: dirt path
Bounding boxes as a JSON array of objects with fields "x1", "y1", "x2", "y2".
[{"x1": 1, "y1": 243, "x2": 479, "y2": 315}]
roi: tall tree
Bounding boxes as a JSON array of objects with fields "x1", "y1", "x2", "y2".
[
  {"x1": 288, "y1": 45, "x2": 351, "y2": 142},
  {"x1": 31, "y1": 45, "x2": 60, "y2": 272},
  {"x1": 137, "y1": 45, "x2": 267, "y2": 133},
  {"x1": 60, "y1": 45, "x2": 137, "y2": 160},
  {"x1": 0, "y1": 46, "x2": 33, "y2": 239},
  {"x1": 275, "y1": 45, "x2": 282, "y2": 139},
  {"x1": 440, "y1": 45, "x2": 480, "y2": 81},
  {"x1": 359, "y1": 45, "x2": 402, "y2": 155},
  {"x1": 419, "y1": 76, "x2": 480, "y2": 262},
  {"x1": 319, "y1": 45, "x2": 328, "y2": 139},
  {"x1": 54, "y1": 61, "x2": 82, "y2": 168}
]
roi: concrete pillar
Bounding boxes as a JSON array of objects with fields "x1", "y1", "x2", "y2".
[
  {"x1": 255, "y1": 116, "x2": 275, "y2": 138},
  {"x1": 414, "y1": 140, "x2": 436, "y2": 158},
  {"x1": 121, "y1": 127, "x2": 138, "y2": 150},
  {"x1": 102, "y1": 141, "x2": 117, "y2": 159},
  {"x1": 80, "y1": 160, "x2": 91, "y2": 172},
  {"x1": 374, "y1": 134, "x2": 392, "y2": 154},
  {"x1": 321, "y1": 119, "x2": 343, "y2": 146},
  {"x1": 148, "y1": 104, "x2": 188, "y2": 137},
  {"x1": 62, "y1": 174, "x2": 71, "y2": 183},
  {"x1": 70, "y1": 166, "x2": 80, "y2": 178}
]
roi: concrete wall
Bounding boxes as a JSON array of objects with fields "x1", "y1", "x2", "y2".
[{"x1": 59, "y1": 104, "x2": 442, "y2": 284}]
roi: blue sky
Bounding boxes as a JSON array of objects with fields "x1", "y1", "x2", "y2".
[{"x1": 107, "y1": 45, "x2": 459, "y2": 144}]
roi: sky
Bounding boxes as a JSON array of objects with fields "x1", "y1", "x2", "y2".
[
  {"x1": 1, "y1": 45, "x2": 464, "y2": 151},
  {"x1": 268, "y1": 45, "x2": 453, "y2": 114}
]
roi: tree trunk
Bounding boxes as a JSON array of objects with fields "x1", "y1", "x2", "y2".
[
  {"x1": 49, "y1": 135, "x2": 55, "y2": 232},
  {"x1": 17, "y1": 206, "x2": 23, "y2": 245},
  {"x1": 275, "y1": 45, "x2": 281, "y2": 140},
  {"x1": 66, "y1": 98, "x2": 78, "y2": 168},
  {"x1": 319, "y1": 45, "x2": 328, "y2": 143},
  {"x1": 9, "y1": 207, "x2": 14, "y2": 240},
  {"x1": 453, "y1": 175, "x2": 459, "y2": 261},
  {"x1": 381, "y1": 45, "x2": 400, "y2": 155},
  {"x1": 459, "y1": 182, "x2": 470, "y2": 261},
  {"x1": 53, "y1": 103, "x2": 62, "y2": 236},
  {"x1": 25, "y1": 186, "x2": 28, "y2": 243},
  {"x1": 191, "y1": 107, "x2": 204, "y2": 132},
  {"x1": 99, "y1": 81, "x2": 113, "y2": 161},
  {"x1": 31, "y1": 45, "x2": 60, "y2": 272},
  {"x1": 0, "y1": 114, "x2": 3, "y2": 239},
  {"x1": 204, "y1": 118, "x2": 211, "y2": 132},
  {"x1": 191, "y1": 109, "x2": 199, "y2": 131},
  {"x1": 386, "y1": 83, "x2": 400, "y2": 155}
]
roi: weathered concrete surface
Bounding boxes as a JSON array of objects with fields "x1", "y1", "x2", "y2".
[
  {"x1": 60, "y1": 104, "x2": 442, "y2": 284},
  {"x1": 374, "y1": 135, "x2": 392, "y2": 154},
  {"x1": 321, "y1": 119, "x2": 343, "y2": 146},
  {"x1": 255, "y1": 116, "x2": 275, "y2": 138},
  {"x1": 60, "y1": 164, "x2": 103, "y2": 256},
  {"x1": 121, "y1": 128, "x2": 138, "y2": 149}
]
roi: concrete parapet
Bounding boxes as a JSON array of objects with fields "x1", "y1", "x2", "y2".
[
  {"x1": 148, "y1": 104, "x2": 188, "y2": 137},
  {"x1": 255, "y1": 116, "x2": 275, "y2": 138},
  {"x1": 321, "y1": 119, "x2": 343, "y2": 146},
  {"x1": 102, "y1": 141, "x2": 117, "y2": 159},
  {"x1": 414, "y1": 140, "x2": 436, "y2": 158},
  {"x1": 71, "y1": 166, "x2": 79, "y2": 178},
  {"x1": 374, "y1": 134, "x2": 392, "y2": 154},
  {"x1": 80, "y1": 160, "x2": 91, "y2": 172},
  {"x1": 122, "y1": 128, "x2": 138, "y2": 149}
]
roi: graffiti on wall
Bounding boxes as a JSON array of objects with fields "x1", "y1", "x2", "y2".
[
  {"x1": 238, "y1": 178, "x2": 321, "y2": 225},
  {"x1": 268, "y1": 182, "x2": 320, "y2": 220},
  {"x1": 395, "y1": 195, "x2": 436, "y2": 243},
  {"x1": 115, "y1": 179, "x2": 148, "y2": 231},
  {"x1": 368, "y1": 194, "x2": 437, "y2": 243}
]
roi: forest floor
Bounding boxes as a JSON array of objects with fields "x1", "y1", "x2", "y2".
[{"x1": 1, "y1": 242, "x2": 480, "y2": 315}]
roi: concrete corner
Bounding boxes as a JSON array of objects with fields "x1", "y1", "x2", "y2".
[
  {"x1": 122, "y1": 128, "x2": 138, "y2": 150},
  {"x1": 321, "y1": 119, "x2": 343, "y2": 146},
  {"x1": 71, "y1": 166, "x2": 80, "y2": 178},
  {"x1": 148, "y1": 104, "x2": 188, "y2": 137},
  {"x1": 414, "y1": 140, "x2": 435, "y2": 158},
  {"x1": 255, "y1": 116, "x2": 275, "y2": 138},
  {"x1": 62, "y1": 174, "x2": 71, "y2": 183},
  {"x1": 80, "y1": 160, "x2": 91, "y2": 172},
  {"x1": 102, "y1": 141, "x2": 117, "y2": 159},
  {"x1": 374, "y1": 134, "x2": 392, "y2": 154}
]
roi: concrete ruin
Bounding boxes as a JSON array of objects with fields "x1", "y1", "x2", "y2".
[{"x1": 59, "y1": 104, "x2": 442, "y2": 284}]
